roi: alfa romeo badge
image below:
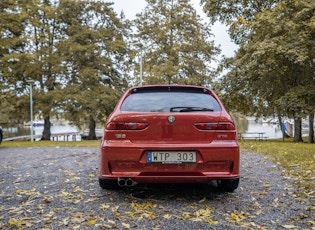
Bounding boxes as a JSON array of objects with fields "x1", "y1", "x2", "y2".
[{"x1": 168, "y1": 115, "x2": 176, "y2": 124}]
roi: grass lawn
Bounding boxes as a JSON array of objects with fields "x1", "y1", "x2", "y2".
[
  {"x1": 0, "y1": 140, "x2": 100, "y2": 148},
  {"x1": 240, "y1": 138, "x2": 315, "y2": 202}
]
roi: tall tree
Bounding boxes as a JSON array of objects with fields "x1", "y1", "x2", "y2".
[
  {"x1": 201, "y1": 0, "x2": 278, "y2": 44},
  {"x1": 203, "y1": 0, "x2": 315, "y2": 142},
  {"x1": 0, "y1": 0, "x2": 131, "y2": 140},
  {"x1": 57, "y1": 0, "x2": 130, "y2": 139},
  {"x1": 133, "y1": 0, "x2": 219, "y2": 85},
  {"x1": 28, "y1": 1, "x2": 65, "y2": 140},
  {"x1": 0, "y1": 1, "x2": 30, "y2": 125},
  {"x1": 1, "y1": 0, "x2": 66, "y2": 140}
]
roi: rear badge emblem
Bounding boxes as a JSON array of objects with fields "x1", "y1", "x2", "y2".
[{"x1": 168, "y1": 115, "x2": 176, "y2": 124}]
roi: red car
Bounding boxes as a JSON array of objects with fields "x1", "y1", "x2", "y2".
[{"x1": 99, "y1": 85, "x2": 240, "y2": 192}]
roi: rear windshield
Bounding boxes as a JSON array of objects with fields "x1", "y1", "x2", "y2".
[{"x1": 121, "y1": 91, "x2": 221, "y2": 112}]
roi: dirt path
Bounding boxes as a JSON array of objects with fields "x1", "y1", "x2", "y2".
[{"x1": 0, "y1": 147, "x2": 313, "y2": 229}]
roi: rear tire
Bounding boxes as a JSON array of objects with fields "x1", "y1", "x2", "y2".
[
  {"x1": 217, "y1": 178, "x2": 239, "y2": 192},
  {"x1": 99, "y1": 178, "x2": 120, "y2": 190}
]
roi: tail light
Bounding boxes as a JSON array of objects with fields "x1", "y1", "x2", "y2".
[
  {"x1": 106, "y1": 122, "x2": 149, "y2": 130},
  {"x1": 194, "y1": 122, "x2": 235, "y2": 130}
]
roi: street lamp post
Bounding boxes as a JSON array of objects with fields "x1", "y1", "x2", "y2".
[
  {"x1": 26, "y1": 79, "x2": 35, "y2": 142},
  {"x1": 139, "y1": 50, "x2": 143, "y2": 86}
]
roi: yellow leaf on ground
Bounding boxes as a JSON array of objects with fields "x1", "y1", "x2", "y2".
[
  {"x1": 9, "y1": 218, "x2": 18, "y2": 226},
  {"x1": 100, "y1": 203, "x2": 110, "y2": 211},
  {"x1": 163, "y1": 214, "x2": 172, "y2": 219},
  {"x1": 108, "y1": 219, "x2": 116, "y2": 227},
  {"x1": 74, "y1": 187, "x2": 83, "y2": 192},
  {"x1": 282, "y1": 225, "x2": 297, "y2": 229},
  {"x1": 122, "y1": 223, "x2": 130, "y2": 229},
  {"x1": 86, "y1": 219, "x2": 96, "y2": 226}
]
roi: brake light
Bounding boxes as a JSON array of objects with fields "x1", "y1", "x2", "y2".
[
  {"x1": 106, "y1": 122, "x2": 148, "y2": 130},
  {"x1": 194, "y1": 122, "x2": 235, "y2": 130}
]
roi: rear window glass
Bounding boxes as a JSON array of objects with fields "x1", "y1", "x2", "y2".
[{"x1": 121, "y1": 92, "x2": 221, "y2": 112}]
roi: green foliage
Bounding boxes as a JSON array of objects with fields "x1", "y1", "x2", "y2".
[
  {"x1": 206, "y1": 0, "x2": 315, "y2": 142},
  {"x1": 133, "y1": 0, "x2": 219, "y2": 85},
  {"x1": 0, "y1": 0, "x2": 130, "y2": 139},
  {"x1": 57, "y1": 0, "x2": 130, "y2": 130},
  {"x1": 201, "y1": 0, "x2": 277, "y2": 24},
  {"x1": 201, "y1": 0, "x2": 278, "y2": 44},
  {"x1": 0, "y1": 1, "x2": 31, "y2": 124}
]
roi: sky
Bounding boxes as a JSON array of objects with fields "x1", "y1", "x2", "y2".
[{"x1": 111, "y1": 0, "x2": 238, "y2": 58}]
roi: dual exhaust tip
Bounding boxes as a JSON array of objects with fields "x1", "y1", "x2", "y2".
[{"x1": 118, "y1": 177, "x2": 137, "y2": 187}]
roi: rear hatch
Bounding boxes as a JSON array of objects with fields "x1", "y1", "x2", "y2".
[{"x1": 105, "y1": 85, "x2": 228, "y2": 144}]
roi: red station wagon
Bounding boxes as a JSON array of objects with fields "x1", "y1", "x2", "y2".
[{"x1": 99, "y1": 85, "x2": 240, "y2": 192}]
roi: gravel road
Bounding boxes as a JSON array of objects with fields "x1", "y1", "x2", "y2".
[{"x1": 0, "y1": 147, "x2": 313, "y2": 229}]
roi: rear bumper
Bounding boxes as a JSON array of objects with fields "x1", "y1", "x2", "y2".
[{"x1": 99, "y1": 141, "x2": 240, "y2": 184}]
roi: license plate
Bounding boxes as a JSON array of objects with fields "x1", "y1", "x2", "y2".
[{"x1": 147, "y1": 151, "x2": 196, "y2": 163}]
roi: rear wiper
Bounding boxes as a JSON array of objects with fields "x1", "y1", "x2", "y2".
[{"x1": 170, "y1": 107, "x2": 214, "y2": 112}]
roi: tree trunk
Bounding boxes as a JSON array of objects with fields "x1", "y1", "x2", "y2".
[
  {"x1": 293, "y1": 117, "x2": 303, "y2": 142},
  {"x1": 309, "y1": 112, "x2": 314, "y2": 143},
  {"x1": 277, "y1": 112, "x2": 285, "y2": 142},
  {"x1": 0, "y1": 127, "x2": 3, "y2": 144},
  {"x1": 41, "y1": 116, "x2": 51, "y2": 140},
  {"x1": 87, "y1": 115, "x2": 97, "y2": 140}
]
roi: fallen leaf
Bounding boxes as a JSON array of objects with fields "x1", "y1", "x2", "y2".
[
  {"x1": 107, "y1": 220, "x2": 116, "y2": 228},
  {"x1": 122, "y1": 223, "x2": 130, "y2": 229},
  {"x1": 86, "y1": 219, "x2": 96, "y2": 226},
  {"x1": 9, "y1": 218, "x2": 19, "y2": 227},
  {"x1": 282, "y1": 224, "x2": 297, "y2": 229},
  {"x1": 163, "y1": 214, "x2": 172, "y2": 219},
  {"x1": 74, "y1": 187, "x2": 83, "y2": 192},
  {"x1": 100, "y1": 203, "x2": 110, "y2": 211}
]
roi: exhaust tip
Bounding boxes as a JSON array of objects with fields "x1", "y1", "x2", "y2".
[
  {"x1": 126, "y1": 178, "x2": 134, "y2": 186},
  {"x1": 117, "y1": 178, "x2": 137, "y2": 187},
  {"x1": 118, "y1": 178, "x2": 126, "y2": 187}
]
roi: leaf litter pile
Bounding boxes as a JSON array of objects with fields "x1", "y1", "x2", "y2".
[{"x1": 0, "y1": 147, "x2": 313, "y2": 229}]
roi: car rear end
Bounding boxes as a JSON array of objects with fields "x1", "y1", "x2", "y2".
[{"x1": 99, "y1": 85, "x2": 240, "y2": 191}]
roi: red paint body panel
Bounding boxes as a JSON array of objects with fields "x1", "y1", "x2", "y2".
[{"x1": 99, "y1": 85, "x2": 240, "y2": 185}]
